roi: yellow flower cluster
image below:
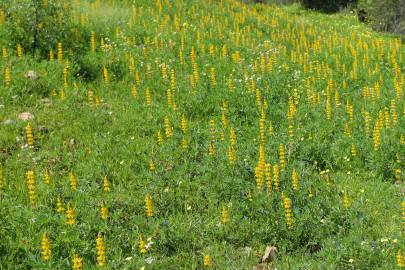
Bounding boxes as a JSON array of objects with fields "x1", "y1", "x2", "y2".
[
  {"x1": 25, "y1": 123, "x2": 34, "y2": 147},
  {"x1": 96, "y1": 233, "x2": 106, "y2": 266},
  {"x1": 26, "y1": 171, "x2": 37, "y2": 207},
  {"x1": 283, "y1": 196, "x2": 293, "y2": 229},
  {"x1": 41, "y1": 233, "x2": 51, "y2": 261},
  {"x1": 145, "y1": 193, "x2": 153, "y2": 217}
]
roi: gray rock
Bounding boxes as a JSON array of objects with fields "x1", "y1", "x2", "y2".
[
  {"x1": 3, "y1": 119, "x2": 16, "y2": 125},
  {"x1": 25, "y1": 70, "x2": 39, "y2": 80}
]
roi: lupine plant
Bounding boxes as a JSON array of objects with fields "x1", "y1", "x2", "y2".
[{"x1": 0, "y1": 0, "x2": 403, "y2": 269}]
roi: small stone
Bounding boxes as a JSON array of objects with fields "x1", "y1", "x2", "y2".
[
  {"x1": 25, "y1": 70, "x2": 38, "y2": 80},
  {"x1": 42, "y1": 98, "x2": 53, "y2": 107},
  {"x1": 18, "y1": 112, "x2": 34, "y2": 121},
  {"x1": 3, "y1": 119, "x2": 16, "y2": 125},
  {"x1": 261, "y1": 246, "x2": 277, "y2": 263}
]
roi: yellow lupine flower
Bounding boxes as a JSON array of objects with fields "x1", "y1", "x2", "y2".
[
  {"x1": 397, "y1": 250, "x2": 405, "y2": 268},
  {"x1": 279, "y1": 144, "x2": 286, "y2": 171},
  {"x1": 41, "y1": 233, "x2": 51, "y2": 261},
  {"x1": 4, "y1": 65, "x2": 11, "y2": 86},
  {"x1": 96, "y1": 233, "x2": 106, "y2": 266},
  {"x1": 71, "y1": 254, "x2": 83, "y2": 270},
  {"x1": 291, "y1": 169, "x2": 299, "y2": 191},
  {"x1": 90, "y1": 31, "x2": 96, "y2": 52},
  {"x1": 69, "y1": 172, "x2": 78, "y2": 191},
  {"x1": 401, "y1": 201, "x2": 405, "y2": 226},
  {"x1": 57, "y1": 42, "x2": 63, "y2": 62},
  {"x1": 100, "y1": 202, "x2": 108, "y2": 220},
  {"x1": 265, "y1": 163, "x2": 271, "y2": 192},
  {"x1": 26, "y1": 170, "x2": 37, "y2": 207},
  {"x1": 255, "y1": 165, "x2": 263, "y2": 192},
  {"x1": 66, "y1": 202, "x2": 76, "y2": 225},
  {"x1": 25, "y1": 123, "x2": 34, "y2": 147},
  {"x1": 283, "y1": 197, "x2": 293, "y2": 229},
  {"x1": 44, "y1": 169, "x2": 51, "y2": 185},
  {"x1": 181, "y1": 114, "x2": 187, "y2": 133},
  {"x1": 56, "y1": 194, "x2": 64, "y2": 213},
  {"x1": 103, "y1": 67, "x2": 109, "y2": 84},
  {"x1": 273, "y1": 164, "x2": 279, "y2": 191},
  {"x1": 343, "y1": 192, "x2": 351, "y2": 209},
  {"x1": 145, "y1": 193, "x2": 153, "y2": 217},
  {"x1": 17, "y1": 44, "x2": 23, "y2": 58},
  {"x1": 103, "y1": 176, "x2": 111, "y2": 192},
  {"x1": 139, "y1": 236, "x2": 147, "y2": 254},
  {"x1": 203, "y1": 254, "x2": 212, "y2": 267},
  {"x1": 221, "y1": 206, "x2": 229, "y2": 224}
]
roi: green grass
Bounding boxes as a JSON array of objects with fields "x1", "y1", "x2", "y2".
[{"x1": 0, "y1": 0, "x2": 404, "y2": 269}]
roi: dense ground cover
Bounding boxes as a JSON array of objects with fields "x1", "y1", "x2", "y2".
[{"x1": 0, "y1": 0, "x2": 404, "y2": 269}]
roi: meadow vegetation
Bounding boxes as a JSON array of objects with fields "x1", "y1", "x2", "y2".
[{"x1": 0, "y1": 0, "x2": 404, "y2": 269}]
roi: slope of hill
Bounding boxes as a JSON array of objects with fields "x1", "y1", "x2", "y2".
[{"x1": 0, "y1": 0, "x2": 404, "y2": 269}]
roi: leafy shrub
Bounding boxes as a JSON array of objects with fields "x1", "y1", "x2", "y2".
[
  {"x1": 0, "y1": 0, "x2": 75, "y2": 57},
  {"x1": 357, "y1": 0, "x2": 405, "y2": 35},
  {"x1": 302, "y1": 0, "x2": 357, "y2": 13}
]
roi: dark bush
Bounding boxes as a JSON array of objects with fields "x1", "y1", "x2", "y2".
[
  {"x1": 242, "y1": 0, "x2": 298, "y2": 4},
  {"x1": 358, "y1": 0, "x2": 405, "y2": 35},
  {"x1": 302, "y1": 0, "x2": 358, "y2": 13}
]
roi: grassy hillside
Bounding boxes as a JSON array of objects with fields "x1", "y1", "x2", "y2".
[{"x1": 0, "y1": 0, "x2": 404, "y2": 269}]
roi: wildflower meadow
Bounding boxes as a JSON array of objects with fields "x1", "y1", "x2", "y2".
[{"x1": 0, "y1": 0, "x2": 404, "y2": 269}]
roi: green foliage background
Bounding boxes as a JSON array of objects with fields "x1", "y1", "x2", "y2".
[
  {"x1": 0, "y1": 0, "x2": 90, "y2": 57},
  {"x1": 358, "y1": 0, "x2": 405, "y2": 35},
  {"x1": 0, "y1": 0, "x2": 403, "y2": 269}
]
